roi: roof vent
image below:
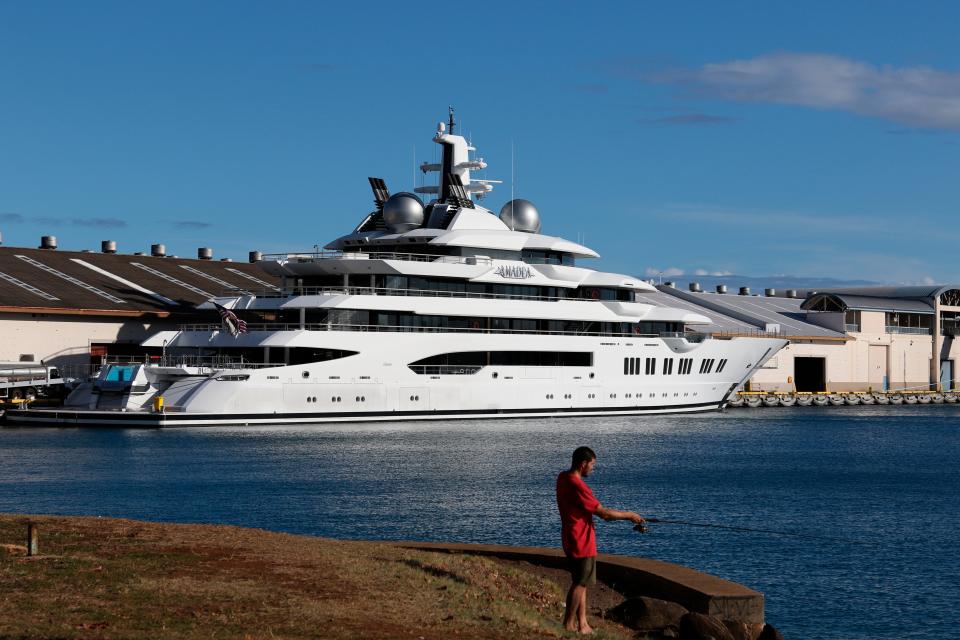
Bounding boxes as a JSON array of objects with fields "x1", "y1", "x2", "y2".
[
  {"x1": 786, "y1": 289, "x2": 798, "y2": 299},
  {"x1": 0, "y1": 230, "x2": 3, "y2": 245},
  {"x1": 249, "y1": 250, "x2": 263, "y2": 263},
  {"x1": 716, "y1": 284, "x2": 727, "y2": 294},
  {"x1": 664, "y1": 281, "x2": 676, "y2": 288},
  {"x1": 101, "y1": 240, "x2": 117, "y2": 254},
  {"x1": 689, "y1": 282, "x2": 701, "y2": 292},
  {"x1": 739, "y1": 287, "x2": 750, "y2": 296},
  {"x1": 220, "y1": 258, "x2": 233, "y2": 262},
  {"x1": 40, "y1": 235, "x2": 57, "y2": 250},
  {"x1": 134, "y1": 251, "x2": 146, "y2": 256},
  {"x1": 81, "y1": 249, "x2": 93, "y2": 253},
  {"x1": 765, "y1": 288, "x2": 776, "y2": 297},
  {"x1": 198, "y1": 247, "x2": 213, "y2": 260},
  {"x1": 151, "y1": 243, "x2": 166, "y2": 257}
]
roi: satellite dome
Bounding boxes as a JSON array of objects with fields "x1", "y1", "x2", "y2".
[
  {"x1": 499, "y1": 199, "x2": 541, "y2": 234},
  {"x1": 383, "y1": 192, "x2": 424, "y2": 233}
]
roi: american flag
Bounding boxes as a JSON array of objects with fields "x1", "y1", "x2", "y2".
[{"x1": 213, "y1": 302, "x2": 248, "y2": 337}]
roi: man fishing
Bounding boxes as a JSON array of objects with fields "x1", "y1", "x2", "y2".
[{"x1": 556, "y1": 446, "x2": 645, "y2": 634}]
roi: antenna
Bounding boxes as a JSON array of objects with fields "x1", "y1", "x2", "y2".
[
  {"x1": 511, "y1": 139, "x2": 515, "y2": 204},
  {"x1": 448, "y1": 105, "x2": 455, "y2": 134}
]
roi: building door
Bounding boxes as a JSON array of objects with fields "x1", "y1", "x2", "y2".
[
  {"x1": 941, "y1": 361, "x2": 954, "y2": 391},
  {"x1": 794, "y1": 357, "x2": 826, "y2": 392},
  {"x1": 868, "y1": 345, "x2": 888, "y2": 391}
]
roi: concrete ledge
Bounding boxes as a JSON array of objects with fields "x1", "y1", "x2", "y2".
[{"x1": 395, "y1": 541, "x2": 764, "y2": 625}]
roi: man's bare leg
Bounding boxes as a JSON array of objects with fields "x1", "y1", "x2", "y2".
[
  {"x1": 577, "y1": 585, "x2": 593, "y2": 634},
  {"x1": 563, "y1": 584, "x2": 582, "y2": 631},
  {"x1": 563, "y1": 584, "x2": 593, "y2": 634}
]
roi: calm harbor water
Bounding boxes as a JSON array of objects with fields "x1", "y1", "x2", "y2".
[{"x1": 2, "y1": 406, "x2": 958, "y2": 638}]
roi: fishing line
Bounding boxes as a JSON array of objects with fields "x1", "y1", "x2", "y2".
[{"x1": 635, "y1": 518, "x2": 880, "y2": 546}]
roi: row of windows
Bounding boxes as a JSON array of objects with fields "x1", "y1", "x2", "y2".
[
  {"x1": 292, "y1": 274, "x2": 634, "y2": 302},
  {"x1": 410, "y1": 351, "x2": 593, "y2": 368},
  {"x1": 623, "y1": 357, "x2": 729, "y2": 376},
  {"x1": 264, "y1": 309, "x2": 682, "y2": 337}
]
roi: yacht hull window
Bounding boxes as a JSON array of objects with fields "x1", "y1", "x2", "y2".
[{"x1": 409, "y1": 351, "x2": 592, "y2": 373}]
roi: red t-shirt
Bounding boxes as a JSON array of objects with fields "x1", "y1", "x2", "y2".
[{"x1": 556, "y1": 470, "x2": 601, "y2": 558}]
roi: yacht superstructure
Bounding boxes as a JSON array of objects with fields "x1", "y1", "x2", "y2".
[{"x1": 9, "y1": 110, "x2": 786, "y2": 426}]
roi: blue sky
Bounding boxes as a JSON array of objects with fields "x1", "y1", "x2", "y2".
[{"x1": 1, "y1": 1, "x2": 958, "y2": 284}]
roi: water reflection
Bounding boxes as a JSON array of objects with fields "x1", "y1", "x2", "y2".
[{"x1": 1, "y1": 406, "x2": 959, "y2": 639}]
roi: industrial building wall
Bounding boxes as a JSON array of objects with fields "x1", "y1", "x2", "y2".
[
  {"x1": 0, "y1": 315, "x2": 175, "y2": 370},
  {"x1": 750, "y1": 310, "x2": 942, "y2": 392}
]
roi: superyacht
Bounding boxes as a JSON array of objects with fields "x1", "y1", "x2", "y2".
[{"x1": 9, "y1": 110, "x2": 786, "y2": 426}]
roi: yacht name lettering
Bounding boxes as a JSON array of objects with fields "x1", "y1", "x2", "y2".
[{"x1": 494, "y1": 265, "x2": 533, "y2": 279}]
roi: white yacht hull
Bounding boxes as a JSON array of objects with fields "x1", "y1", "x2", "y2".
[{"x1": 6, "y1": 332, "x2": 786, "y2": 426}]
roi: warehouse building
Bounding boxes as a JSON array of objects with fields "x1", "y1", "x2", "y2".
[
  {"x1": 656, "y1": 283, "x2": 960, "y2": 393},
  {"x1": 0, "y1": 236, "x2": 277, "y2": 379}
]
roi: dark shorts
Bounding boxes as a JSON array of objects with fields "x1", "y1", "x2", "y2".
[{"x1": 567, "y1": 555, "x2": 597, "y2": 586}]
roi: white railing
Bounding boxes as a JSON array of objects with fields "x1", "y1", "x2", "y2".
[
  {"x1": 243, "y1": 285, "x2": 617, "y2": 304},
  {"x1": 261, "y1": 250, "x2": 495, "y2": 266},
  {"x1": 260, "y1": 249, "x2": 573, "y2": 267},
  {"x1": 176, "y1": 321, "x2": 713, "y2": 340}
]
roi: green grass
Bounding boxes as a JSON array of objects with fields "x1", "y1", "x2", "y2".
[{"x1": 0, "y1": 514, "x2": 632, "y2": 639}]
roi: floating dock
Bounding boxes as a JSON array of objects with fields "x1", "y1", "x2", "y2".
[{"x1": 728, "y1": 390, "x2": 959, "y2": 408}]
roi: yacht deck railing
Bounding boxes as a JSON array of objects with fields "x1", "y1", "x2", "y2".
[
  {"x1": 229, "y1": 285, "x2": 625, "y2": 304},
  {"x1": 260, "y1": 249, "x2": 574, "y2": 267},
  {"x1": 175, "y1": 321, "x2": 709, "y2": 340}
]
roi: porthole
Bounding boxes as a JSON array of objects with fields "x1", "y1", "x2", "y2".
[
  {"x1": 336, "y1": 396, "x2": 342, "y2": 402},
  {"x1": 415, "y1": 395, "x2": 420, "y2": 401},
  {"x1": 589, "y1": 372, "x2": 595, "y2": 379},
  {"x1": 312, "y1": 397, "x2": 317, "y2": 402},
  {"x1": 331, "y1": 396, "x2": 336, "y2": 402},
  {"x1": 361, "y1": 396, "x2": 365, "y2": 402},
  {"x1": 302, "y1": 371, "x2": 310, "y2": 378},
  {"x1": 492, "y1": 372, "x2": 499, "y2": 379},
  {"x1": 355, "y1": 396, "x2": 360, "y2": 402},
  {"x1": 410, "y1": 395, "x2": 415, "y2": 401}
]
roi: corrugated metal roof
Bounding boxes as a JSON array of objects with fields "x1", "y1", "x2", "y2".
[
  {"x1": 0, "y1": 246, "x2": 279, "y2": 315},
  {"x1": 634, "y1": 290, "x2": 756, "y2": 333},
  {"x1": 658, "y1": 287, "x2": 846, "y2": 338},
  {"x1": 803, "y1": 293, "x2": 933, "y2": 313}
]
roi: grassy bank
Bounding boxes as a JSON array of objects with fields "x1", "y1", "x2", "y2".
[{"x1": 0, "y1": 514, "x2": 631, "y2": 639}]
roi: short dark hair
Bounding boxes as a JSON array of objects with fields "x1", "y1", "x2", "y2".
[{"x1": 571, "y1": 446, "x2": 596, "y2": 469}]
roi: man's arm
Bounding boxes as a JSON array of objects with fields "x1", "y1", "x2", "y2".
[{"x1": 595, "y1": 504, "x2": 645, "y2": 524}]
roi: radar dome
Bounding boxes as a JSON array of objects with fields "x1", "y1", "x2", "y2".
[
  {"x1": 499, "y1": 199, "x2": 541, "y2": 234},
  {"x1": 383, "y1": 192, "x2": 424, "y2": 233}
]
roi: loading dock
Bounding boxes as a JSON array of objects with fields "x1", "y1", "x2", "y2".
[{"x1": 794, "y1": 356, "x2": 826, "y2": 392}]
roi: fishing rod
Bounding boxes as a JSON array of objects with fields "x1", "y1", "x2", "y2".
[{"x1": 633, "y1": 518, "x2": 879, "y2": 546}]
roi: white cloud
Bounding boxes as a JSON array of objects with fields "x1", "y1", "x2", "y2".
[
  {"x1": 644, "y1": 266, "x2": 685, "y2": 277},
  {"x1": 651, "y1": 52, "x2": 960, "y2": 131},
  {"x1": 646, "y1": 266, "x2": 732, "y2": 278}
]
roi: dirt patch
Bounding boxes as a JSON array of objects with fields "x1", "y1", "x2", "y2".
[{"x1": 0, "y1": 514, "x2": 633, "y2": 639}]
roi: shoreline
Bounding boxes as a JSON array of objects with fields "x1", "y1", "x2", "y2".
[{"x1": 1, "y1": 513, "x2": 779, "y2": 639}]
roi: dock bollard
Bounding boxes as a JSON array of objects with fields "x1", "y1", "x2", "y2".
[{"x1": 26, "y1": 522, "x2": 38, "y2": 556}]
